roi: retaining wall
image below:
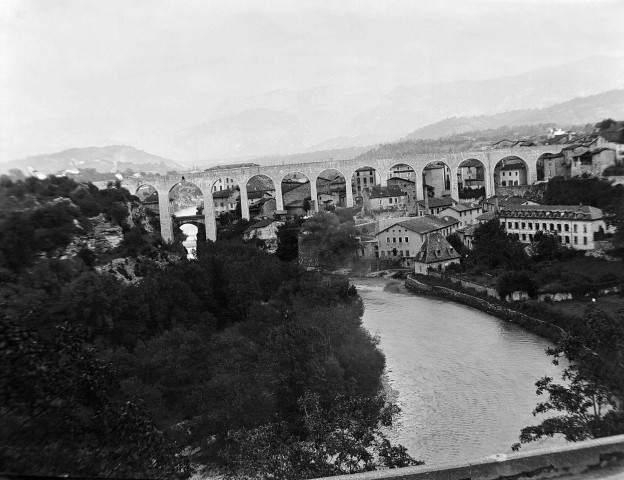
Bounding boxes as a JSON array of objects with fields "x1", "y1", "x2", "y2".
[
  {"x1": 312, "y1": 434, "x2": 624, "y2": 480},
  {"x1": 405, "y1": 277, "x2": 564, "y2": 340}
]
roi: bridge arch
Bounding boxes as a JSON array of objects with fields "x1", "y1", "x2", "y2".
[
  {"x1": 493, "y1": 156, "x2": 529, "y2": 190},
  {"x1": 456, "y1": 158, "x2": 487, "y2": 199},
  {"x1": 281, "y1": 172, "x2": 312, "y2": 216},
  {"x1": 351, "y1": 166, "x2": 381, "y2": 206},
  {"x1": 316, "y1": 168, "x2": 347, "y2": 211},
  {"x1": 210, "y1": 177, "x2": 242, "y2": 223},
  {"x1": 422, "y1": 160, "x2": 452, "y2": 199},
  {"x1": 246, "y1": 174, "x2": 276, "y2": 219}
]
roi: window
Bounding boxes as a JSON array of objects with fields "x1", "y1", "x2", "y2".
[
  {"x1": 404, "y1": 236, "x2": 409, "y2": 243},
  {"x1": 521, "y1": 234, "x2": 526, "y2": 241},
  {"x1": 550, "y1": 223, "x2": 554, "y2": 231},
  {"x1": 574, "y1": 236, "x2": 578, "y2": 245},
  {"x1": 405, "y1": 250, "x2": 409, "y2": 256},
  {"x1": 508, "y1": 222, "x2": 512, "y2": 228},
  {"x1": 565, "y1": 224, "x2": 569, "y2": 232},
  {"x1": 521, "y1": 222, "x2": 525, "y2": 229},
  {"x1": 398, "y1": 237, "x2": 403, "y2": 243},
  {"x1": 584, "y1": 237, "x2": 588, "y2": 245},
  {"x1": 557, "y1": 224, "x2": 562, "y2": 232},
  {"x1": 542, "y1": 223, "x2": 547, "y2": 230},
  {"x1": 583, "y1": 225, "x2": 587, "y2": 233},
  {"x1": 528, "y1": 223, "x2": 533, "y2": 229},
  {"x1": 386, "y1": 237, "x2": 390, "y2": 243},
  {"x1": 514, "y1": 222, "x2": 519, "y2": 229},
  {"x1": 393, "y1": 237, "x2": 396, "y2": 243},
  {"x1": 565, "y1": 236, "x2": 570, "y2": 244}
]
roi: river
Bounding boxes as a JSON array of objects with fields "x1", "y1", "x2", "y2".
[{"x1": 353, "y1": 277, "x2": 566, "y2": 465}]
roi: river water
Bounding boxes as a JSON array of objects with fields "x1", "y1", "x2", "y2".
[{"x1": 353, "y1": 277, "x2": 566, "y2": 465}]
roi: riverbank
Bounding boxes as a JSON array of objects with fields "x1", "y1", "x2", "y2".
[{"x1": 405, "y1": 275, "x2": 566, "y2": 344}]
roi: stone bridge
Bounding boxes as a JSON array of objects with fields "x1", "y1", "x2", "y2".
[{"x1": 122, "y1": 146, "x2": 560, "y2": 242}]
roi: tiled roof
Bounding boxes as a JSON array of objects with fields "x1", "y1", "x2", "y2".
[
  {"x1": 457, "y1": 224, "x2": 478, "y2": 236},
  {"x1": 500, "y1": 204, "x2": 604, "y2": 220},
  {"x1": 212, "y1": 188, "x2": 238, "y2": 199},
  {"x1": 387, "y1": 176, "x2": 415, "y2": 184},
  {"x1": 378, "y1": 215, "x2": 459, "y2": 236},
  {"x1": 416, "y1": 197, "x2": 456, "y2": 209},
  {"x1": 369, "y1": 185, "x2": 406, "y2": 199},
  {"x1": 250, "y1": 218, "x2": 278, "y2": 229},
  {"x1": 477, "y1": 212, "x2": 497, "y2": 222},
  {"x1": 498, "y1": 163, "x2": 526, "y2": 171},
  {"x1": 415, "y1": 233, "x2": 461, "y2": 264},
  {"x1": 445, "y1": 202, "x2": 481, "y2": 212}
]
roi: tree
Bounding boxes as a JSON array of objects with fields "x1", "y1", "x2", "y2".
[
  {"x1": 0, "y1": 320, "x2": 190, "y2": 479},
  {"x1": 276, "y1": 220, "x2": 303, "y2": 262},
  {"x1": 470, "y1": 219, "x2": 528, "y2": 270},
  {"x1": 513, "y1": 309, "x2": 624, "y2": 450},
  {"x1": 446, "y1": 232, "x2": 466, "y2": 256},
  {"x1": 531, "y1": 230, "x2": 564, "y2": 261},
  {"x1": 224, "y1": 392, "x2": 422, "y2": 480},
  {"x1": 496, "y1": 271, "x2": 539, "y2": 300}
]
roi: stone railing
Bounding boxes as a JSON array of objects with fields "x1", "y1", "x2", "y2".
[{"x1": 313, "y1": 434, "x2": 624, "y2": 480}]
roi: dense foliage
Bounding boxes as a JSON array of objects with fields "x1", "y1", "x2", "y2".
[
  {"x1": 299, "y1": 212, "x2": 358, "y2": 268},
  {"x1": 513, "y1": 308, "x2": 624, "y2": 450},
  {"x1": 468, "y1": 219, "x2": 528, "y2": 270},
  {"x1": 1, "y1": 216, "x2": 417, "y2": 478},
  {"x1": 0, "y1": 176, "x2": 164, "y2": 271}
]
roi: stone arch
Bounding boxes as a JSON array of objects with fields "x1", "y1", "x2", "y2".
[
  {"x1": 457, "y1": 158, "x2": 487, "y2": 199},
  {"x1": 351, "y1": 166, "x2": 382, "y2": 205},
  {"x1": 281, "y1": 172, "x2": 312, "y2": 216},
  {"x1": 316, "y1": 168, "x2": 347, "y2": 211},
  {"x1": 422, "y1": 160, "x2": 452, "y2": 199},
  {"x1": 211, "y1": 177, "x2": 242, "y2": 222},
  {"x1": 493, "y1": 156, "x2": 529, "y2": 189},
  {"x1": 246, "y1": 174, "x2": 276, "y2": 219},
  {"x1": 168, "y1": 180, "x2": 205, "y2": 217}
]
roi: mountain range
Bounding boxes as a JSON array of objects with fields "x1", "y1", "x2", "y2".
[
  {"x1": 1, "y1": 145, "x2": 182, "y2": 175},
  {"x1": 404, "y1": 89, "x2": 624, "y2": 140}
]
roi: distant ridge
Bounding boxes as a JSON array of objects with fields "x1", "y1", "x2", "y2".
[
  {"x1": 404, "y1": 90, "x2": 624, "y2": 140},
  {"x1": 2, "y1": 145, "x2": 183, "y2": 175}
]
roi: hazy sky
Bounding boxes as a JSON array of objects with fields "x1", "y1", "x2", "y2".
[{"x1": 1, "y1": 0, "x2": 623, "y2": 160}]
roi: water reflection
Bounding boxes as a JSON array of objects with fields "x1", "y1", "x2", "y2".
[{"x1": 353, "y1": 277, "x2": 566, "y2": 464}]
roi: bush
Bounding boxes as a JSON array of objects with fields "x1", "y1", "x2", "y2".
[{"x1": 497, "y1": 271, "x2": 539, "y2": 299}]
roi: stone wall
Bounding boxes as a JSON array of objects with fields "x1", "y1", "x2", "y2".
[
  {"x1": 494, "y1": 184, "x2": 532, "y2": 197},
  {"x1": 312, "y1": 434, "x2": 624, "y2": 480}
]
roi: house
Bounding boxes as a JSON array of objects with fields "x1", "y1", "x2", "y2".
[
  {"x1": 476, "y1": 211, "x2": 497, "y2": 224},
  {"x1": 351, "y1": 167, "x2": 379, "y2": 196},
  {"x1": 495, "y1": 163, "x2": 527, "y2": 186},
  {"x1": 457, "y1": 159, "x2": 485, "y2": 190},
  {"x1": 413, "y1": 233, "x2": 461, "y2": 274},
  {"x1": 365, "y1": 185, "x2": 407, "y2": 211},
  {"x1": 317, "y1": 175, "x2": 346, "y2": 208},
  {"x1": 438, "y1": 202, "x2": 483, "y2": 227},
  {"x1": 423, "y1": 163, "x2": 450, "y2": 197},
  {"x1": 212, "y1": 188, "x2": 239, "y2": 217},
  {"x1": 387, "y1": 164, "x2": 416, "y2": 181},
  {"x1": 282, "y1": 181, "x2": 312, "y2": 216},
  {"x1": 571, "y1": 148, "x2": 617, "y2": 177},
  {"x1": 375, "y1": 215, "x2": 460, "y2": 266},
  {"x1": 456, "y1": 224, "x2": 478, "y2": 249},
  {"x1": 243, "y1": 218, "x2": 285, "y2": 252},
  {"x1": 414, "y1": 197, "x2": 457, "y2": 216},
  {"x1": 499, "y1": 204, "x2": 609, "y2": 250}
]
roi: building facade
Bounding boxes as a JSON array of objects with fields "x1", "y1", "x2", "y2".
[{"x1": 500, "y1": 205, "x2": 608, "y2": 250}]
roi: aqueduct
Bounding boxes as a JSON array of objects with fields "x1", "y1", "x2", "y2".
[{"x1": 122, "y1": 146, "x2": 559, "y2": 242}]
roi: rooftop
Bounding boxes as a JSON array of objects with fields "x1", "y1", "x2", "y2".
[
  {"x1": 415, "y1": 232, "x2": 461, "y2": 264},
  {"x1": 500, "y1": 204, "x2": 604, "y2": 220},
  {"x1": 416, "y1": 197, "x2": 457, "y2": 209},
  {"x1": 379, "y1": 215, "x2": 459, "y2": 235}
]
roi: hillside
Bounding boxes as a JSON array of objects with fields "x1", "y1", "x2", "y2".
[
  {"x1": 2, "y1": 145, "x2": 183, "y2": 175},
  {"x1": 169, "y1": 56, "x2": 624, "y2": 162},
  {"x1": 405, "y1": 90, "x2": 624, "y2": 140}
]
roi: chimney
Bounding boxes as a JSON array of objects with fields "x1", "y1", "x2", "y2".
[{"x1": 424, "y1": 185, "x2": 430, "y2": 215}]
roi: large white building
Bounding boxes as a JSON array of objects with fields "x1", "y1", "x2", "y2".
[{"x1": 499, "y1": 205, "x2": 608, "y2": 250}]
